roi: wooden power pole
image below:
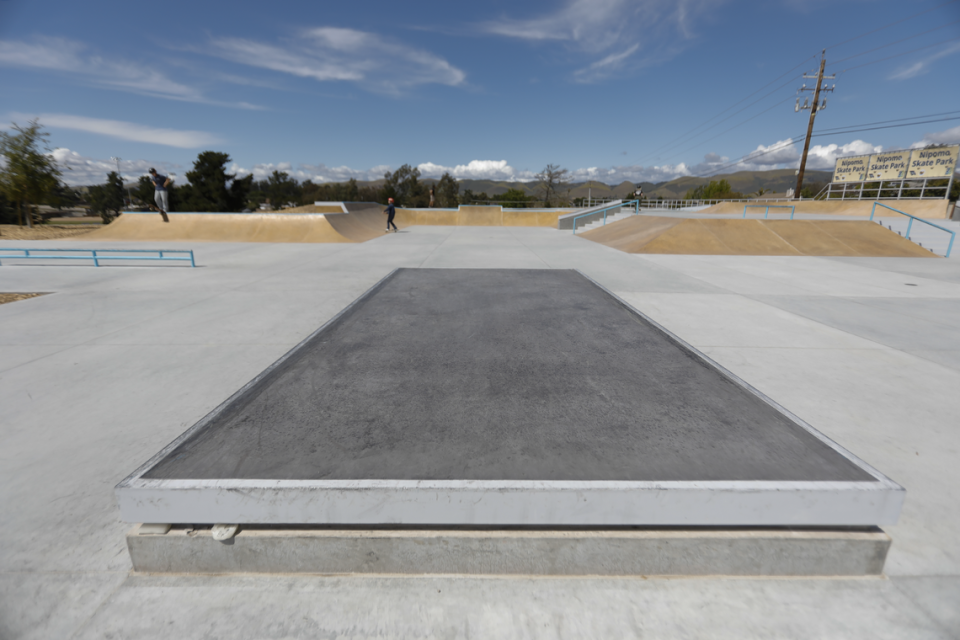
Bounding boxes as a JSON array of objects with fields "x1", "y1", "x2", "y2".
[{"x1": 794, "y1": 50, "x2": 835, "y2": 199}]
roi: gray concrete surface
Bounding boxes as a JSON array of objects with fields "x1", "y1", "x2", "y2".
[
  {"x1": 126, "y1": 525, "x2": 892, "y2": 576},
  {"x1": 143, "y1": 268, "x2": 871, "y2": 483},
  {"x1": 2, "y1": 226, "x2": 960, "y2": 638}
]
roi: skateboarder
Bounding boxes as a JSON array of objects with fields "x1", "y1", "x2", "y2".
[
  {"x1": 149, "y1": 168, "x2": 171, "y2": 223},
  {"x1": 383, "y1": 197, "x2": 398, "y2": 232}
]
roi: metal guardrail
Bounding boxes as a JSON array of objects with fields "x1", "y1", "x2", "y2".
[
  {"x1": 743, "y1": 204, "x2": 796, "y2": 219},
  {"x1": 869, "y1": 202, "x2": 955, "y2": 257},
  {"x1": 0, "y1": 248, "x2": 196, "y2": 267},
  {"x1": 571, "y1": 200, "x2": 639, "y2": 233}
]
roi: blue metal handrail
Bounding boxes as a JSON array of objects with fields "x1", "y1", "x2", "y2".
[
  {"x1": 743, "y1": 204, "x2": 796, "y2": 219},
  {"x1": 571, "y1": 200, "x2": 639, "y2": 233},
  {"x1": 869, "y1": 202, "x2": 955, "y2": 258},
  {"x1": 0, "y1": 248, "x2": 196, "y2": 267}
]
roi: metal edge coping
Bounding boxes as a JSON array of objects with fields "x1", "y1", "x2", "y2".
[
  {"x1": 124, "y1": 479, "x2": 895, "y2": 492},
  {"x1": 576, "y1": 269, "x2": 904, "y2": 493},
  {"x1": 114, "y1": 268, "x2": 401, "y2": 491}
]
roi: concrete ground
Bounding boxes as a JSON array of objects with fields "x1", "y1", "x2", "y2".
[{"x1": 1, "y1": 226, "x2": 959, "y2": 639}]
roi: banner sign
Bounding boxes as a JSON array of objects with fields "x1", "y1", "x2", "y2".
[
  {"x1": 907, "y1": 145, "x2": 959, "y2": 178},
  {"x1": 832, "y1": 154, "x2": 869, "y2": 182},
  {"x1": 866, "y1": 150, "x2": 910, "y2": 180}
]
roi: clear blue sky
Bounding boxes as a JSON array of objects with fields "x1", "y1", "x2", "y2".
[{"x1": 2, "y1": 0, "x2": 959, "y2": 186}]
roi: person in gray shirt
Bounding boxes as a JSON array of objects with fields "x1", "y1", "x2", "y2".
[{"x1": 149, "y1": 168, "x2": 171, "y2": 223}]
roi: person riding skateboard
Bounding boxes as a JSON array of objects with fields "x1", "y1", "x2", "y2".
[
  {"x1": 149, "y1": 168, "x2": 171, "y2": 223},
  {"x1": 383, "y1": 197, "x2": 398, "y2": 232}
]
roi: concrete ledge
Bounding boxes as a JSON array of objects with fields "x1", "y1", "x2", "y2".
[{"x1": 127, "y1": 525, "x2": 891, "y2": 576}]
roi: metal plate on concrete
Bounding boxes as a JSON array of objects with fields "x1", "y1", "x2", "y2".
[{"x1": 116, "y1": 269, "x2": 903, "y2": 526}]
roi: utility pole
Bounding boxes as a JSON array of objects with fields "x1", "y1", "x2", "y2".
[{"x1": 794, "y1": 50, "x2": 835, "y2": 199}]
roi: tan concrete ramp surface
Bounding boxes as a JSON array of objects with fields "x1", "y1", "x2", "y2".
[
  {"x1": 81, "y1": 212, "x2": 376, "y2": 243},
  {"x1": 699, "y1": 199, "x2": 951, "y2": 218},
  {"x1": 581, "y1": 216, "x2": 937, "y2": 257}
]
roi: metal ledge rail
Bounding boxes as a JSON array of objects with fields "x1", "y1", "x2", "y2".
[
  {"x1": 743, "y1": 204, "x2": 796, "y2": 219},
  {"x1": 572, "y1": 200, "x2": 639, "y2": 233},
  {"x1": 869, "y1": 202, "x2": 955, "y2": 258},
  {"x1": 0, "y1": 248, "x2": 196, "y2": 267}
]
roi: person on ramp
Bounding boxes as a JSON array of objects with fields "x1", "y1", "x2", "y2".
[
  {"x1": 149, "y1": 168, "x2": 171, "y2": 223},
  {"x1": 383, "y1": 197, "x2": 398, "y2": 232}
]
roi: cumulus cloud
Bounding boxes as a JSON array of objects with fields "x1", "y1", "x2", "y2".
[
  {"x1": 803, "y1": 140, "x2": 882, "y2": 170},
  {"x1": 910, "y1": 124, "x2": 960, "y2": 148},
  {"x1": 207, "y1": 27, "x2": 465, "y2": 94},
  {"x1": 417, "y1": 160, "x2": 537, "y2": 181},
  {"x1": 230, "y1": 162, "x2": 392, "y2": 183},
  {"x1": 51, "y1": 149, "x2": 181, "y2": 187},
  {"x1": 481, "y1": 0, "x2": 721, "y2": 82},
  {"x1": 10, "y1": 113, "x2": 223, "y2": 148}
]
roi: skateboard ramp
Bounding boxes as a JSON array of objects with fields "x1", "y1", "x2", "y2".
[
  {"x1": 581, "y1": 216, "x2": 938, "y2": 257},
  {"x1": 80, "y1": 203, "x2": 388, "y2": 244},
  {"x1": 699, "y1": 199, "x2": 951, "y2": 218}
]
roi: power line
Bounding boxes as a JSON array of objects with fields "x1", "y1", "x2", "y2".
[
  {"x1": 694, "y1": 114, "x2": 960, "y2": 178},
  {"x1": 828, "y1": 19, "x2": 960, "y2": 65},
  {"x1": 823, "y1": 0, "x2": 960, "y2": 50},
  {"x1": 815, "y1": 109, "x2": 960, "y2": 133},
  {"x1": 625, "y1": 55, "x2": 817, "y2": 166},
  {"x1": 832, "y1": 36, "x2": 960, "y2": 73}
]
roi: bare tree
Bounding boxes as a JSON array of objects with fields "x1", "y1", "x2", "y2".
[{"x1": 536, "y1": 164, "x2": 569, "y2": 208}]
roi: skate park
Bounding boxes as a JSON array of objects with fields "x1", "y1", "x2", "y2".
[{"x1": 3, "y1": 190, "x2": 960, "y2": 635}]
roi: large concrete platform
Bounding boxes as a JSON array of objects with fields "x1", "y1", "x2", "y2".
[{"x1": 116, "y1": 268, "x2": 902, "y2": 527}]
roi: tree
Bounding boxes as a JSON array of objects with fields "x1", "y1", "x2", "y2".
[
  {"x1": 536, "y1": 164, "x2": 569, "y2": 207},
  {"x1": 497, "y1": 188, "x2": 531, "y2": 208},
  {"x1": 0, "y1": 119, "x2": 62, "y2": 227},
  {"x1": 87, "y1": 171, "x2": 125, "y2": 223},
  {"x1": 382, "y1": 164, "x2": 428, "y2": 207},
  {"x1": 178, "y1": 151, "x2": 251, "y2": 212},
  {"x1": 266, "y1": 171, "x2": 300, "y2": 208},
  {"x1": 685, "y1": 179, "x2": 741, "y2": 200},
  {"x1": 435, "y1": 173, "x2": 459, "y2": 208}
]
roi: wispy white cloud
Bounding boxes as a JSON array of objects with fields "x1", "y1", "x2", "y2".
[
  {"x1": 207, "y1": 27, "x2": 465, "y2": 95},
  {"x1": 889, "y1": 42, "x2": 960, "y2": 81},
  {"x1": 0, "y1": 36, "x2": 262, "y2": 108},
  {"x1": 481, "y1": 0, "x2": 722, "y2": 82},
  {"x1": 9, "y1": 113, "x2": 223, "y2": 148},
  {"x1": 50, "y1": 149, "x2": 182, "y2": 187},
  {"x1": 417, "y1": 160, "x2": 536, "y2": 181}
]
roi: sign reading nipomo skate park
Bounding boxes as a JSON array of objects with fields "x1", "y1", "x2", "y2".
[
  {"x1": 833, "y1": 145, "x2": 959, "y2": 183},
  {"x1": 906, "y1": 145, "x2": 959, "y2": 178},
  {"x1": 832, "y1": 154, "x2": 869, "y2": 182},
  {"x1": 866, "y1": 150, "x2": 911, "y2": 180}
]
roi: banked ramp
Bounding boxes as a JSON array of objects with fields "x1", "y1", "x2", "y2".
[
  {"x1": 81, "y1": 202, "x2": 388, "y2": 244},
  {"x1": 581, "y1": 216, "x2": 938, "y2": 257}
]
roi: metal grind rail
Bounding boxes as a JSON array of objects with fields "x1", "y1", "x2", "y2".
[
  {"x1": 869, "y1": 202, "x2": 955, "y2": 258},
  {"x1": 571, "y1": 200, "x2": 639, "y2": 233},
  {"x1": 0, "y1": 248, "x2": 196, "y2": 267},
  {"x1": 743, "y1": 204, "x2": 796, "y2": 219}
]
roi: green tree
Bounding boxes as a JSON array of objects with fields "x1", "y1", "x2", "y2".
[
  {"x1": 685, "y1": 179, "x2": 741, "y2": 200},
  {"x1": 266, "y1": 171, "x2": 300, "y2": 208},
  {"x1": 536, "y1": 164, "x2": 569, "y2": 207},
  {"x1": 435, "y1": 173, "x2": 459, "y2": 208},
  {"x1": 498, "y1": 188, "x2": 531, "y2": 208},
  {"x1": 0, "y1": 119, "x2": 62, "y2": 227},
  {"x1": 382, "y1": 164, "x2": 428, "y2": 207},
  {"x1": 88, "y1": 171, "x2": 125, "y2": 223},
  {"x1": 178, "y1": 151, "x2": 251, "y2": 212}
]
